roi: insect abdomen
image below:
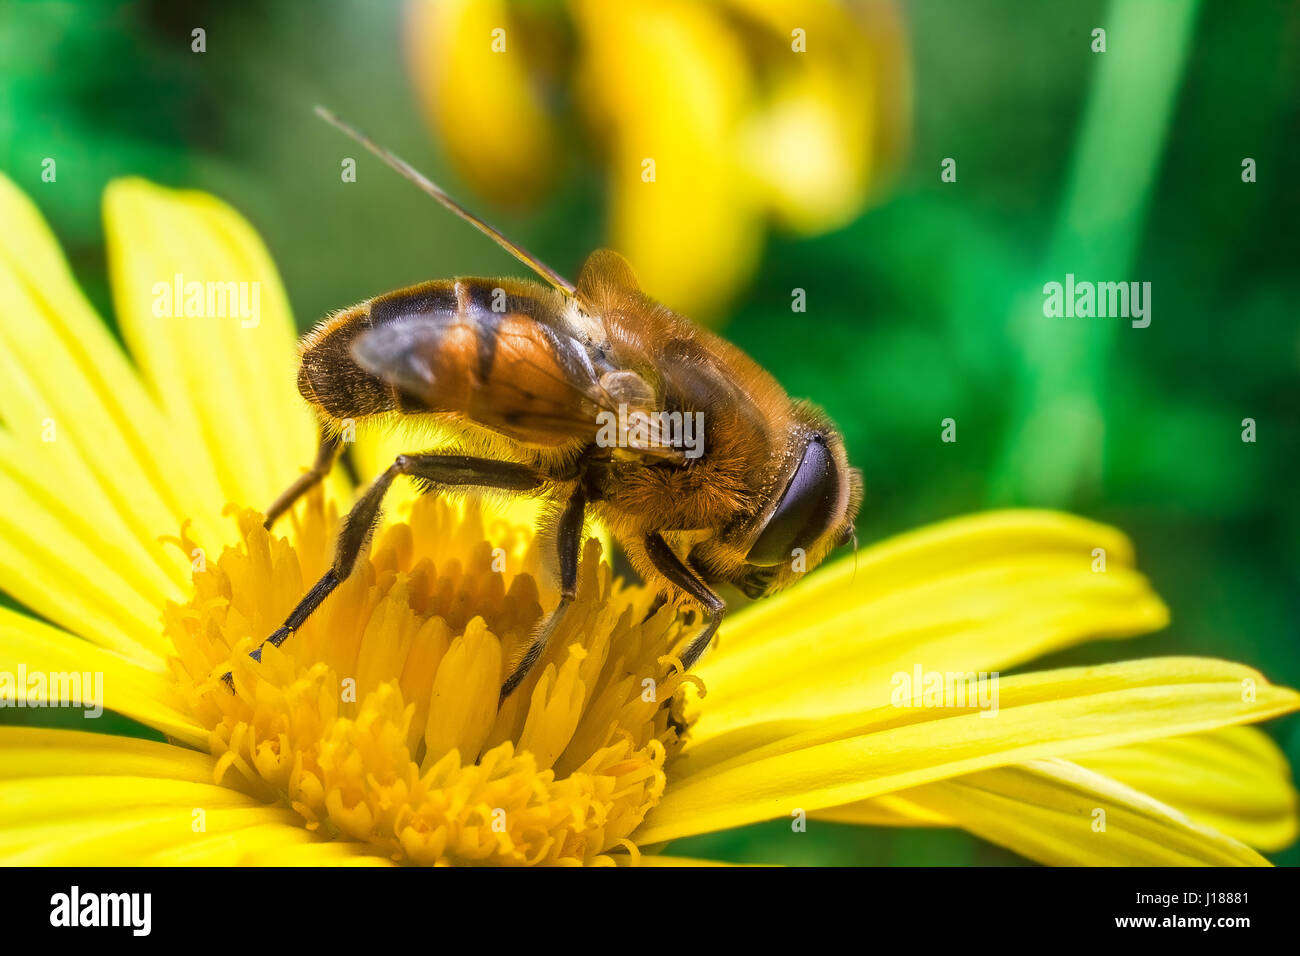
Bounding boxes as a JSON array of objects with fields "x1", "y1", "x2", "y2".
[{"x1": 298, "y1": 279, "x2": 591, "y2": 446}]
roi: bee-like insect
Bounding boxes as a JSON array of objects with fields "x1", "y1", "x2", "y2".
[{"x1": 235, "y1": 108, "x2": 862, "y2": 701}]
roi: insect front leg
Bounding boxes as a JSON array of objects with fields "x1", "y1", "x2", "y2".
[
  {"x1": 263, "y1": 426, "x2": 343, "y2": 529},
  {"x1": 499, "y1": 486, "x2": 585, "y2": 703},
  {"x1": 223, "y1": 453, "x2": 542, "y2": 688},
  {"x1": 644, "y1": 533, "x2": 725, "y2": 672}
]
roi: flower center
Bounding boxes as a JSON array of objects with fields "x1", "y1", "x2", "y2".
[{"x1": 162, "y1": 493, "x2": 699, "y2": 865}]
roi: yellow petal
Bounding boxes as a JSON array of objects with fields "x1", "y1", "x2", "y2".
[
  {"x1": 0, "y1": 727, "x2": 218, "y2": 782},
  {"x1": 0, "y1": 462, "x2": 170, "y2": 664},
  {"x1": 0, "y1": 802, "x2": 307, "y2": 866},
  {"x1": 638, "y1": 657, "x2": 1300, "y2": 844},
  {"x1": 103, "y1": 178, "x2": 320, "y2": 515},
  {"x1": 0, "y1": 430, "x2": 177, "y2": 620},
  {"x1": 1076, "y1": 727, "x2": 1298, "y2": 851},
  {"x1": 692, "y1": 510, "x2": 1166, "y2": 741},
  {"x1": 139, "y1": 821, "x2": 337, "y2": 865},
  {"x1": 818, "y1": 726, "x2": 1299, "y2": 851},
  {"x1": 0, "y1": 776, "x2": 265, "y2": 824},
  {"x1": 814, "y1": 792, "x2": 949, "y2": 827},
  {"x1": 0, "y1": 729, "x2": 328, "y2": 865},
  {"x1": 231, "y1": 838, "x2": 397, "y2": 866},
  {"x1": 0, "y1": 174, "x2": 235, "y2": 652},
  {"x1": 852, "y1": 759, "x2": 1269, "y2": 866},
  {"x1": 0, "y1": 174, "x2": 225, "y2": 555},
  {"x1": 0, "y1": 609, "x2": 203, "y2": 744},
  {"x1": 821, "y1": 727, "x2": 1297, "y2": 856}
]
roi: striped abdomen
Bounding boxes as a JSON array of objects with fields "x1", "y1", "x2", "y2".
[{"x1": 297, "y1": 278, "x2": 604, "y2": 447}]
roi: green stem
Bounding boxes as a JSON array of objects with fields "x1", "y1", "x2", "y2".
[{"x1": 990, "y1": 0, "x2": 1201, "y2": 506}]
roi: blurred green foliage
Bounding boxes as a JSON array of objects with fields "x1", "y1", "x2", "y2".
[{"x1": 2, "y1": 0, "x2": 1297, "y2": 864}]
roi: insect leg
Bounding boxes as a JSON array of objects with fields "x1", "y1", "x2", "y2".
[
  {"x1": 263, "y1": 427, "x2": 343, "y2": 529},
  {"x1": 225, "y1": 454, "x2": 543, "y2": 687},
  {"x1": 644, "y1": 533, "x2": 725, "y2": 671},
  {"x1": 499, "y1": 486, "x2": 585, "y2": 703}
]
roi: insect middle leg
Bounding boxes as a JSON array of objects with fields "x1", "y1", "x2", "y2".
[
  {"x1": 499, "y1": 486, "x2": 585, "y2": 703},
  {"x1": 263, "y1": 426, "x2": 343, "y2": 529},
  {"x1": 224, "y1": 453, "x2": 543, "y2": 686}
]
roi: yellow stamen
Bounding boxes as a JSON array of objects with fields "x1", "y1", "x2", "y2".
[{"x1": 162, "y1": 492, "x2": 697, "y2": 865}]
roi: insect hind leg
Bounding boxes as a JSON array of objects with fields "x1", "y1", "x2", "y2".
[{"x1": 223, "y1": 453, "x2": 543, "y2": 689}]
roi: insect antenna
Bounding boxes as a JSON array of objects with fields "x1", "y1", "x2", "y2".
[{"x1": 314, "y1": 105, "x2": 577, "y2": 296}]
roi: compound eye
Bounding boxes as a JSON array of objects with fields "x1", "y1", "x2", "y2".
[{"x1": 746, "y1": 436, "x2": 838, "y2": 567}]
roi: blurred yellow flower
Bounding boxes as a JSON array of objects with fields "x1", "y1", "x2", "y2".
[{"x1": 405, "y1": 0, "x2": 911, "y2": 320}]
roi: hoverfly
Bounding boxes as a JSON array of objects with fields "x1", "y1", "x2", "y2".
[{"x1": 232, "y1": 107, "x2": 862, "y2": 702}]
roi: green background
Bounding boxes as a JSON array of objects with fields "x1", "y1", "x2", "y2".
[{"x1": 1, "y1": 0, "x2": 1297, "y2": 865}]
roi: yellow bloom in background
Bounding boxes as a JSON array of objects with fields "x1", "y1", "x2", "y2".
[
  {"x1": 1, "y1": 174, "x2": 1298, "y2": 865},
  {"x1": 405, "y1": 0, "x2": 911, "y2": 321}
]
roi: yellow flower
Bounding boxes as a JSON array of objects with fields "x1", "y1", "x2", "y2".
[
  {"x1": 0, "y1": 173, "x2": 1297, "y2": 866},
  {"x1": 405, "y1": 0, "x2": 911, "y2": 320}
]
